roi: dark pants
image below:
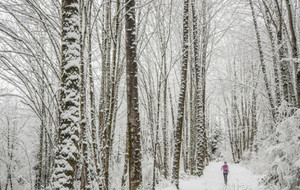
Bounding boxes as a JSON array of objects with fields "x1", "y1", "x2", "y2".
[{"x1": 223, "y1": 173, "x2": 228, "y2": 184}]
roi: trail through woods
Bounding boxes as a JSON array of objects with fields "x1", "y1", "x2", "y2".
[{"x1": 158, "y1": 162, "x2": 264, "y2": 190}]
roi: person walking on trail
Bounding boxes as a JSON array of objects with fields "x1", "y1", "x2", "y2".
[{"x1": 221, "y1": 162, "x2": 229, "y2": 185}]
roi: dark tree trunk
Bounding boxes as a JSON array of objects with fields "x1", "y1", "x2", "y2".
[
  {"x1": 125, "y1": 0, "x2": 143, "y2": 189},
  {"x1": 53, "y1": 0, "x2": 80, "y2": 189},
  {"x1": 171, "y1": 0, "x2": 189, "y2": 188}
]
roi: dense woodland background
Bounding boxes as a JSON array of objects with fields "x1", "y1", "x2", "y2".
[{"x1": 0, "y1": 0, "x2": 299, "y2": 190}]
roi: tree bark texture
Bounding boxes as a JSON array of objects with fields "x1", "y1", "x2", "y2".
[
  {"x1": 191, "y1": 0, "x2": 205, "y2": 176},
  {"x1": 172, "y1": 0, "x2": 189, "y2": 188},
  {"x1": 125, "y1": 0, "x2": 143, "y2": 189},
  {"x1": 53, "y1": 0, "x2": 80, "y2": 189}
]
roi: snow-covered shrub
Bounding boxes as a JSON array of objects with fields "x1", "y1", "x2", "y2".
[{"x1": 260, "y1": 109, "x2": 300, "y2": 190}]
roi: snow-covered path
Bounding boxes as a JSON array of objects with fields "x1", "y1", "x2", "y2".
[{"x1": 158, "y1": 162, "x2": 265, "y2": 190}]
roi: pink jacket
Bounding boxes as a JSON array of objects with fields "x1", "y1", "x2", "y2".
[{"x1": 222, "y1": 165, "x2": 229, "y2": 174}]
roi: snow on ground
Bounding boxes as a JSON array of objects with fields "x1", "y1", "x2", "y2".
[{"x1": 158, "y1": 162, "x2": 265, "y2": 190}]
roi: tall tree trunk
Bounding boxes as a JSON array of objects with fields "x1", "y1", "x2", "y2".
[
  {"x1": 183, "y1": 97, "x2": 189, "y2": 173},
  {"x1": 296, "y1": 69, "x2": 300, "y2": 108},
  {"x1": 44, "y1": 129, "x2": 48, "y2": 188},
  {"x1": 285, "y1": 0, "x2": 300, "y2": 108},
  {"x1": 98, "y1": 3, "x2": 108, "y2": 186},
  {"x1": 152, "y1": 74, "x2": 162, "y2": 190},
  {"x1": 53, "y1": 0, "x2": 80, "y2": 189},
  {"x1": 189, "y1": 62, "x2": 196, "y2": 175},
  {"x1": 233, "y1": 66, "x2": 239, "y2": 162},
  {"x1": 103, "y1": 0, "x2": 121, "y2": 188},
  {"x1": 5, "y1": 120, "x2": 13, "y2": 190},
  {"x1": 169, "y1": 88, "x2": 176, "y2": 161},
  {"x1": 249, "y1": 0, "x2": 276, "y2": 124},
  {"x1": 246, "y1": 100, "x2": 251, "y2": 150},
  {"x1": 241, "y1": 97, "x2": 246, "y2": 151},
  {"x1": 273, "y1": 0, "x2": 290, "y2": 106},
  {"x1": 172, "y1": 0, "x2": 189, "y2": 188},
  {"x1": 191, "y1": 0, "x2": 205, "y2": 176},
  {"x1": 224, "y1": 96, "x2": 236, "y2": 162},
  {"x1": 125, "y1": 0, "x2": 143, "y2": 189},
  {"x1": 121, "y1": 130, "x2": 129, "y2": 188},
  {"x1": 86, "y1": 1, "x2": 102, "y2": 189},
  {"x1": 99, "y1": 1, "x2": 112, "y2": 188},
  {"x1": 250, "y1": 89, "x2": 257, "y2": 152},
  {"x1": 79, "y1": 1, "x2": 91, "y2": 189},
  {"x1": 162, "y1": 57, "x2": 169, "y2": 179},
  {"x1": 200, "y1": 0, "x2": 208, "y2": 174},
  {"x1": 36, "y1": 103, "x2": 45, "y2": 190},
  {"x1": 261, "y1": 1, "x2": 281, "y2": 107}
]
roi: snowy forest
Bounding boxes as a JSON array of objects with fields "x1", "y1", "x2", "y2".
[{"x1": 0, "y1": 0, "x2": 299, "y2": 189}]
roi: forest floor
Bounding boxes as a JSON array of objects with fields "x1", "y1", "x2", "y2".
[{"x1": 157, "y1": 162, "x2": 266, "y2": 190}]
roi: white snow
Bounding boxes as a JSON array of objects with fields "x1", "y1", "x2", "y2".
[{"x1": 158, "y1": 162, "x2": 265, "y2": 190}]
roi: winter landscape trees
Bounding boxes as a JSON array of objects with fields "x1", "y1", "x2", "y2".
[{"x1": 0, "y1": 0, "x2": 299, "y2": 190}]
